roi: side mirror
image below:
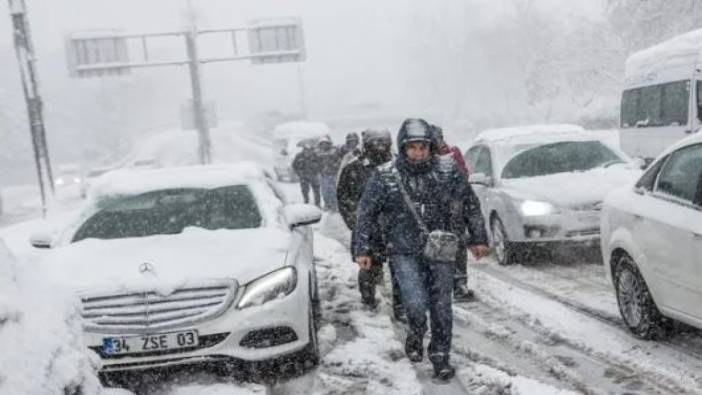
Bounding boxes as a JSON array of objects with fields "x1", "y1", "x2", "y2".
[
  {"x1": 469, "y1": 172, "x2": 492, "y2": 186},
  {"x1": 29, "y1": 230, "x2": 53, "y2": 249},
  {"x1": 283, "y1": 204, "x2": 322, "y2": 229}
]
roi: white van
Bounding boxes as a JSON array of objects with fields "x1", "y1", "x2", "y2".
[
  {"x1": 620, "y1": 29, "x2": 702, "y2": 160},
  {"x1": 272, "y1": 121, "x2": 331, "y2": 182}
]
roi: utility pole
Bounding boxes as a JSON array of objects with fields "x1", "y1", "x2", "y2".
[{"x1": 7, "y1": 0, "x2": 54, "y2": 217}]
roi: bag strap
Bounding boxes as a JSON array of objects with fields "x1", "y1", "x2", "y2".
[{"x1": 391, "y1": 165, "x2": 430, "y2": 236}]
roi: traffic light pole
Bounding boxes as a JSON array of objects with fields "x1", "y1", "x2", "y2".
[{"x1": 8, "y1": 0, "x2": 54, "y2": 216}]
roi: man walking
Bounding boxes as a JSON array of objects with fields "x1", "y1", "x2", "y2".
[
  {"x1": 317, "y1": 136, "x2": 341, "y2": 211},
  {"x1": 353, "y1": 119, "x2": 489, "y2": 380},
  {"x1": 337, "y1": 129, "x2": 404, "y2": 319},
  {"x1": 432, "y1": 125, "x2": 475, "y2": 301},
  {"x1": 292, "y1": 139, "x2": 321, "y2": 206}
]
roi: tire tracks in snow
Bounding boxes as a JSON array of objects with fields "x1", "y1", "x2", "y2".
[
  {"x1": 475, "y1": 262, "x2": 702, "y2": 361},
  {"x1": 472, "y1": 263, "x2": 702, "y2": 394}
]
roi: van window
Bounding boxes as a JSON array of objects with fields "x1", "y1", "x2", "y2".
[{"x1": 620, "y1": 80, "x2": 689, "y2": 128}]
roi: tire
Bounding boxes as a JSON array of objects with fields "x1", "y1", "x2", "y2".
[
  {"x1": 301, "y1": 301, "x2": 320, "y2": 368},
  {"x1": 491, "y1": 215, "x2": 517, "y2": 265},
  {"x1": 613, "y1": 254, "x2": 671, "y2": 339}
]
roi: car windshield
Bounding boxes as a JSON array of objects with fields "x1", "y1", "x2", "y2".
[
  {"x1": 72, "y1": 185, "x2": 262, "y2": 243},
  {"x1": 501, "y1": 140, "x2": 623, "y2": 179}
]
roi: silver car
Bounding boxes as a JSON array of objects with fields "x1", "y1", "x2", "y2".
[{"x1": 464, "y1": 125, "x2": 641, "y2": 265}]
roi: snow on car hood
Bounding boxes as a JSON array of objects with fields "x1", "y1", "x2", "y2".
[
  {"x1": 41, "y1": 227, "x2": 292, "y2": 294},
  {"x1": 500, "y1": 166, "x2": 642, "y2": 208}
]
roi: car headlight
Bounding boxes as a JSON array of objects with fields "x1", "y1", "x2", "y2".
[
  {"x1": 237, "y1": 267, "x2": 297, "y2": 309},
  {"x1": 73, "y1": 177, "x2": 81, "y2": 184},
  {"x1": 520, "y1": 200, "x2": 555, "y2": 216},
  {"x1": 54, "y1": 178, "x2": 64, "y2": 186}
]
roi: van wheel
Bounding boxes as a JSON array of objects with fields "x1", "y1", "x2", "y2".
[
  {"x1": 614, "y1": 254, "x2": 672, "y2": 339},
  {"x1": 491, "y1": 216, "x2": 517, "y2": 265}
]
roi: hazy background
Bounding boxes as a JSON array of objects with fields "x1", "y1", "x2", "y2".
[{"x1": 1, "y1": 0, "x2": 699, "y2": 185}]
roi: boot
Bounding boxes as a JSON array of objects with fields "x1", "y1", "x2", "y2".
[
  {"x1": 453, "y1": 282, "x2": 475, "y2": 302},
  {"x1": 405, "y1": 335, "x2": 423, "y2": 362},
  {"x1": 430, "y1": 354, "x2": 455, "y2": 380}
]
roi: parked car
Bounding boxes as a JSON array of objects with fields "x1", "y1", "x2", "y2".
[
  {"x1": 464, "y1": 124, "x2": 641, "y2": 265},
  {"x1": 272, "y1": 121, "x2": 330, "y2": 182},
  {"x1": 601, "y1": 132, "x2": 702, "y2": 339},
  {"x1": 31, "y1": 162, "x2": 322, "y2": 379}
]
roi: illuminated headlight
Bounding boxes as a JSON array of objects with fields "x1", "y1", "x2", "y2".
[
  {"x1": 520, "y1": 200, "x2": 555, "y2": 216},
  {"x1": 237, "y1": 267, "x2": 297, "y2": 309},
  {"x1": 73, "y1": 177, "x2": 81, "y2": 184},
  {"x1": 54, "y1": 178, "x2": 65, "y2": 186}
]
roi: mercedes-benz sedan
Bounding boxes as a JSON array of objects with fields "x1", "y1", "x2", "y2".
[{"x1": 33, "y1": 163, "x2": 322, "y2": 377}]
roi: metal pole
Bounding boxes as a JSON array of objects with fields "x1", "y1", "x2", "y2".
[
  {"x1": 184, "y1": 0, "x2": 210, "y2": 165},
  {"x1": 8, "y1": 0, "x2": 53, "y2": 216}
]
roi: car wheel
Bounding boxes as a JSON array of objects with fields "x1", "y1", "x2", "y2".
[
  {"x1": 301, "y1": 301, "x2": 320, "y2": 368},
  {"x1": 614, "y1": 254, "x2": 671, "y2": 339},
  {"x1": 491, "y1": 215, "x2": 516, "y2": 265}
]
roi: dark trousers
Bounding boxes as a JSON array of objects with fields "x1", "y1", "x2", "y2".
[
  {"x1": 454, "y1": 239, "x2": 468, "y2": 287},
  {"x1": 392, "y1": 254, "x2": 454, "y2": 358},
  {"x1": 358, "y1": 255, "x2": 403, "y2": 314},
  {"x1": 300, "y1": 178, "x2": 321, "y2": 206}
]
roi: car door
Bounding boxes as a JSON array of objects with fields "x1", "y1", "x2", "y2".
[
  {"x1": 637, "y1": 143, "x2": 702, "y2": 319},
  {"x1": 465, "y1": 145, "x2": 494, "y2": 221}
]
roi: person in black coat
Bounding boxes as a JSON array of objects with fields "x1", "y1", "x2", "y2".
[
  {"x1": 337, "y1": 129, "x2": 404, "y2": 319},
  {"x1": 353, "y1": 118, "x2": 489, "y2": 380},
  {"x1": 292, "y1": 140, "x2": 321, "y2": 206}
]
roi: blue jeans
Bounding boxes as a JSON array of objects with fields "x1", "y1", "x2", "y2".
[
  {"x1": 320, "y1": 174, "x2": 338, "y2": 210},
  {"x1": 392, "y1": 254, "x2": 454, "y2": 358}
]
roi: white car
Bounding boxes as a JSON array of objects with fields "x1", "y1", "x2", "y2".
[
  {"x1": 32, "y1": 163, "x2": 322, "y2": 377},
  {"x1": 464, "y1": 125, "x2": 641, "y2": 265},
  {"x1": 601, "y1": 133, "x2": 702, "y2": 339}
]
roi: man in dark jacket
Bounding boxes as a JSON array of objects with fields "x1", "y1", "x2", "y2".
[
  {"x1": 337, "y1": 129, "x2": 403, "y2": 318},
  {"x1": 432, "y1": 125, "x2": 474, "y2": 301},
  {"x1": 353, "y1": 118, "x2": 489, "y2": 380},
  {"x1": 317, "y1": 136, "x2": 341, "y2": 211},
  {"x1": 292, "y1": 140, "x2": 321, "y2": 206}
]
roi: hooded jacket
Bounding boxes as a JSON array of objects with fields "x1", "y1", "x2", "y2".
[{"x1": 352, "y1": 121, "x2": 488, "y2": 257}]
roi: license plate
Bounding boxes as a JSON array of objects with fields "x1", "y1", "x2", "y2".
[{"x1": 102, "y1": 329, "x2": 199, "y2": 356}]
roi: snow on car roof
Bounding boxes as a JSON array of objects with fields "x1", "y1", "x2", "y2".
[
  {"x1": 90, "y1": 162, "x2": 270, "y2": 199},
  {"x1": 273, "y1": 121, "x2": 330, "y2": 138},
  {"x1": 659, "y1": 130, "x2": 702, "y2": 157},
  {"x1": 475, "y1": 124, "x2": 585, "y2": 144},
  {"x1": 625, "y1": 29, "x2": 702, "y2": 83}
]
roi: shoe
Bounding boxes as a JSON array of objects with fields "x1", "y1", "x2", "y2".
[
  {"x1": 453, "y1": 283, "x2": 475, "y2": 301},
  {"x1": 405, "y1": 335, "x2": 423, "y2": 362},
  {"x1": 433, "y1": 361, "x2": 456, "y2": 380}
]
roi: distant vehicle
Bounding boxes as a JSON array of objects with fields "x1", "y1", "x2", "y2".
[
  {"x1": 464, "y1": 124, "x2": 641, "y2": 265},
  {"x1": 601, "y1": 132, "x2": 702, "y2": 339},
  {"x1": 272, "y1": 121, "x2": 330, "y2": 182},
  {"x1": 53, "y1": 164, "x2": 84, "y2": 197},
  {"x1": 79, "y1": 166, "x2": 115, "y2": 199},
  {"x1": 32, "y1": 163, "x2": 322, "y2": 379},
  {"x1": 619, "y1": 29, "x2": 702, "y2": 161}
]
